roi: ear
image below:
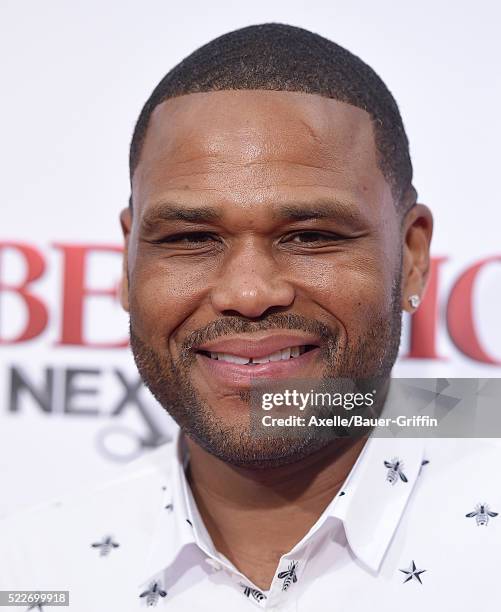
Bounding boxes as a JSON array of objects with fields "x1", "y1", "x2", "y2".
[
  {"x1": 119, "y1": 207, "x2": 132, "y2": 312},
  {"x1": 401, "y1": 203, "x2": 433, "y2": 312}
]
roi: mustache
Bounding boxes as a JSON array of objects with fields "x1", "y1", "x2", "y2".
[{"x1": 181, "y1": 312, "x2": 337, "y2": 355}]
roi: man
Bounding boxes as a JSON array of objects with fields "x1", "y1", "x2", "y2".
[{"x1": 1, "y1": 23, "x2": 500, "y2": 612}]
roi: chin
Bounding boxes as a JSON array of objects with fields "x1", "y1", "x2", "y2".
[{"x1": 187, "y1": 428, "x2": 332, "y2": 469}]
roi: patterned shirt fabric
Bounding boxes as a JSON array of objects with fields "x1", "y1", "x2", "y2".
[{"x1": 1, "y1": 432, "x2": 500, "y2": 611}]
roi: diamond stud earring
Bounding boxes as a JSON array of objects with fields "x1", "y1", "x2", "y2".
[{"x1": 408, "y1": 294, "x2": 421, "y2": 309}]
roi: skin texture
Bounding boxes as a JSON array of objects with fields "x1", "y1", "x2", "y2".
[{"x1": 120, "y1": 89, "x2": 433, "y2": 588}]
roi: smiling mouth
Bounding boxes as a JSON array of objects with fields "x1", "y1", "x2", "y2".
[{"x1": 197, "y1": 344, "x2": 317, "y2": 365}]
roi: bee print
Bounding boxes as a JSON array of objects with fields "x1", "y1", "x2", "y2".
[
  {"x1": 466, "y1": 503, "x2": 498, "y2": 526},
  {"x1": 384, "y1": 457, "x2": 408, "y2": 485},
  {"x1": 240, "y1": 583, "x2": 267, "y2": 602},
  {"x1": 139, "y1": 581, "x2": 167, "y2": 606},
  {"x1": 90, "y1": 535, "x2": 120, "y2": 557},
  {"x1": 277, "y1": 561, "x2": 298, "y2": 591}
]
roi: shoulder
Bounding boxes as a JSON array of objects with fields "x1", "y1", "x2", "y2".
[
  {"x1": 406, "y1": 438, "x2": 501, "y2": 533},
  {"x1": 0, "y1": 440, "x2": 177, "y2": 589},
  {"x1": 421, "y1": 438, "x2": 501, "y2": 483}
]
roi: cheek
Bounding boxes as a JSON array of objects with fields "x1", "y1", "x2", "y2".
[
  {"x1": 291, "y1": 247, "x2": 397, "y2": 327},
  {"x1": 128, "y1": 257, "x2": 213, "y2": 341}
]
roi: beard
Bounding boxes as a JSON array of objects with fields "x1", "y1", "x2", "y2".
[{"x1": 129, "y1": 271, "x2": 403, "y2": 469}]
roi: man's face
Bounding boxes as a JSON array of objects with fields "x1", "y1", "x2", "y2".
[{"x1": 121, "y1": 90, "x2": 418, "y2": 467}]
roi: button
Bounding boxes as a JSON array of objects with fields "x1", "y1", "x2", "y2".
[{"x1": 204, "y1": 557, "x2": 222, "y2": 571}]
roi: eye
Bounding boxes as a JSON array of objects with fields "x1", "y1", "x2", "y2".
[
  {"x1": 284, "y1": 231, "x2": 345, "y2": 244},
  {"x1": 153, "y1": 232, "x2": 220, "y2": 246}
]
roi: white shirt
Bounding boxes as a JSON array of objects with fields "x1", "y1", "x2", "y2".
[{"x1": 1, "y1": 431, "x2": 500, "y2": 612}]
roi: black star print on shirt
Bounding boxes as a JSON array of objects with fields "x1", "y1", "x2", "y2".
[{"x1": 399, "y1": 560, "x2": 426, "y2": 584}]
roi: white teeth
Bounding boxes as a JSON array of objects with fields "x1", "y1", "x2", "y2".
[
  {"x1": 250, "y1": 350, "x2": 285, "y2": 364},
  {"x1": 208, "y1": 345, "x2": 309, "y2": 364},
  {"x1": 281, "y1": 347, "x2": 292, "y2": 360},
  {"x1": 219, "y1": 353, "x2": 250, "y2": 365},
  {"x1": 252, "y1": 355, "x2": 271, "y2": 364}
]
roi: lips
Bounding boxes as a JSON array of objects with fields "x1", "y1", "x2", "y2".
[
  {"x1": 194, "y1": 332, "x2": 322, "y2": 386},
  {"x1": 196, "y1": 333, "x2": 322, "y2": 360},
  {"x1": 204, "y1": 345, "x2": 312, "y2": 364}
]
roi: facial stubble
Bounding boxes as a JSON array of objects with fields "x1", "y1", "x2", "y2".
[{"x1": 128, "y1": 257, "x2": 403, "y2": 468}]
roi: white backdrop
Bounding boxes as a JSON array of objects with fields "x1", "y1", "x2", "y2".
[{"x1": 1, "y1": 0, "x2": 500, "y2": 518}]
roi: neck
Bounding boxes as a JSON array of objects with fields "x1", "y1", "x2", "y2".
[{"x1": 185, "y1": 435, "x2": 367, "y2": 590}]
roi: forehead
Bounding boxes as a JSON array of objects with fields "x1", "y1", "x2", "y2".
[{"x1": 132, "y1": 90, "x2": 391, "y2": 216}]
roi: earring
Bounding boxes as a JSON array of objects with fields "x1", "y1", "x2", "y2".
[{"x1": 408, "y1": 294, "x2": 421, "y2": 309}]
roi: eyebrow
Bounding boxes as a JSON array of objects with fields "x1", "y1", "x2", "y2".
[
  {"x1": 274, "y1": 200, "x2": 365, "y2": 225},
  {"x1": 140, "y1": 198, "x2": 365, "y2": 232},
  {"x1": 141, "y1": 202, "x2": 222, "y2": 232}
]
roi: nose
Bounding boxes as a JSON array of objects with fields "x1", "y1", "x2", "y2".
[{"x1": 210, "y1": 241, "x2": 295, "y2": 318}]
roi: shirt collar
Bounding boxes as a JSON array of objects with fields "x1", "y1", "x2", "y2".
[
  {"x1": 138, "y1": 431, "x2": 195, "y2": 587},
  {"x1": 139, "y1": 427, "x2": 425, "y2": 586},
  {"x1": 326, "y1": 435, "x2": 425, "y2": 572}
]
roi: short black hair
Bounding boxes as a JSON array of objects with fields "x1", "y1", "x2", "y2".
[{"x1": 129, "y1": 23, "x2": 414, "y2": 210}]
